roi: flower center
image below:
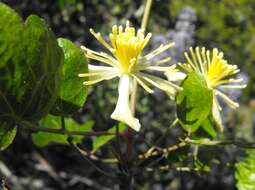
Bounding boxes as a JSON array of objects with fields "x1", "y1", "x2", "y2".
[
  {"x1": 109, "y1": 21, "x2": 151, "y2": 73},
  {"x1": 206, "y1": 51, "x2": 238, "y2": 88},
  {"x1": 182, "y1": 47, "x2": 240, "y2": 89}
]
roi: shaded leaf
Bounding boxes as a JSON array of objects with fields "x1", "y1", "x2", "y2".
[
  {"x1": 0, "y1": 121, "x2": 17, "y2": 151},
  {"x1": 0, "y1": 3, "x2": 63, "y2": 123}
]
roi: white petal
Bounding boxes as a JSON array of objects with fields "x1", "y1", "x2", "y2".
[
  {"x1": 111, "y1": 75, "x2": 141, "y2": 131},
  {"x1": 79, "y1": 64, "x2": 119, "y2": 85},
  {"x1": 88, "y1": 64, "x2": 116, "y2": 72},
  {"x1": 144, "y1": 42, "x2": 175, "y2": 60},
  {"x1": 137, "y1": 73, "x2": 182, "y2": 96},
  {"x1": 132, "y1": 74, "x2": 154, "y2": 94},
  {"x1": 165, "y1": 71, "x2": 186, "y2": 81},
  {"x1": 219, "y1": 84, "x2": 247, "y2": 89},
  {"x1": 137, "y1": 65, "x2": 176, "y2": 72},
  {"x1": 212, "y1": 97, "x2": 223, "y2": 132},
  {"x1": 215, "y1": 89, "x2": 239, "y2": 109}
]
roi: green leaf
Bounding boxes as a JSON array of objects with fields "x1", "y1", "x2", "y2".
[
  {"x1": 192, "y1": 115, "x2": 217, "y2": 139},
  {"x1": 0, "y1": 3, "x2": 63, "y2": 123},
  {"x1": 236, "y1": 149, "x2": 255, "y2": 190},
  {"x1": 52, "y1": 38, "x2": 88, "y2": 115},
  {"x1": 92, "y1": 123, "x2": 126, "y2": 153},
  {"x1": 0, "y1": 121, "x2": 17, "y2": 151},
  {"x1": 32, "y1": 115, "x2": 93, "y2": 147},
  {"x1": 176, "y1": 71, "x2": 213, "y2": 132},
  {"x1": 200, "y1": 116, "x2": 217, "y2": 138}
]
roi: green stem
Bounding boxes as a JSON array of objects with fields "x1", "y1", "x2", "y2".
[
  {"x1": 18, "y1": 120, "x2": 115, "y2": 137},
  {"x1": 130, "y1": 0, "x2": 154, "y2": 115},
  {"x1": 124, "y1": 1, "x2": 154, "y2": 189},
  {"x1": 141, "y1": 0, "x2": 153, "y2": 31}
]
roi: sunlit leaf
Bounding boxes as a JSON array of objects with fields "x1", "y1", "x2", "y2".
[
  {"x1": 92, "y1": 123, "x2": 126, "y2": 153},
  {"x1": 236, "y1": 149, "x2": 255, "y2": 190},
  {"x1": 200, "y1": 116, "x2": 217, "y2": 138},
  {"x1": 176, "y1": 71, "x2": 213, "y2": 132},
  {"x1": 52, "y1": 38, "x2": 88, "y2": 115},
  {"x1": 32, "y1": 115, "x2": 93, "y2": 147}
]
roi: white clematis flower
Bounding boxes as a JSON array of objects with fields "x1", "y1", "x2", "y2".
[
  {"x1": 79, "y1": 21, "x2": 182, "y2": 131},
  {"x1": 179, "y1": 47, "x2": 246, "y2": 130},
  {"x1": 110, "y1": 74, "x2": 141, "y2": 131}
]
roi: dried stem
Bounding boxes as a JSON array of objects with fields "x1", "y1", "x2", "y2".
[
  {"x1": 138, "y1": 137, "x2": 255, "y2": 164},
  {"x1": 68, "y1": 138, "x2": 118, "y2": 178}
]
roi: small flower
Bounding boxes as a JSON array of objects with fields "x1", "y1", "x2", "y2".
[
  {"x1": 180, "y1": 47, "x2": 246, "y2": 130},
  {"x1": 79, "y1": 21, "x2": 182, "y2": 131}
]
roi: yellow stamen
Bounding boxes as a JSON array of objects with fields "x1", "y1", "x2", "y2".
[
  {"x1": 109, "y1": 21, "x2": 151, "y2": 73},
  {"x1": 207, "y1": 50, "x2": 239, "y2": 87},
  {"x1": 183, "y1": 47, "x2": 241, "y2": 88}
]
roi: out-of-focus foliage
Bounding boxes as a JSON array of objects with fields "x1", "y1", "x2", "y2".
[
  {"x1": 235, "y1": 150, "x2": 255, "y2": 190},
  {"x1": 169, "y1": 0, "x2": 255, "y2": 99}
]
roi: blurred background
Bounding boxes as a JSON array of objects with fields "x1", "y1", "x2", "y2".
[{"x1": 0, "y1": 0, "x2": 255, "y2": 189}]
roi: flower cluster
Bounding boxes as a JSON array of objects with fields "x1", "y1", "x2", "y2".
[
  {"x1": 179, "y1": 47, "x2": 246, "y2": 129},
  {"x1": 79, "y1": 21, "x2": 246, "y2": 132},
  {"x1": 79, "y1": 21, "x2": 182, "y2": 131}
]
